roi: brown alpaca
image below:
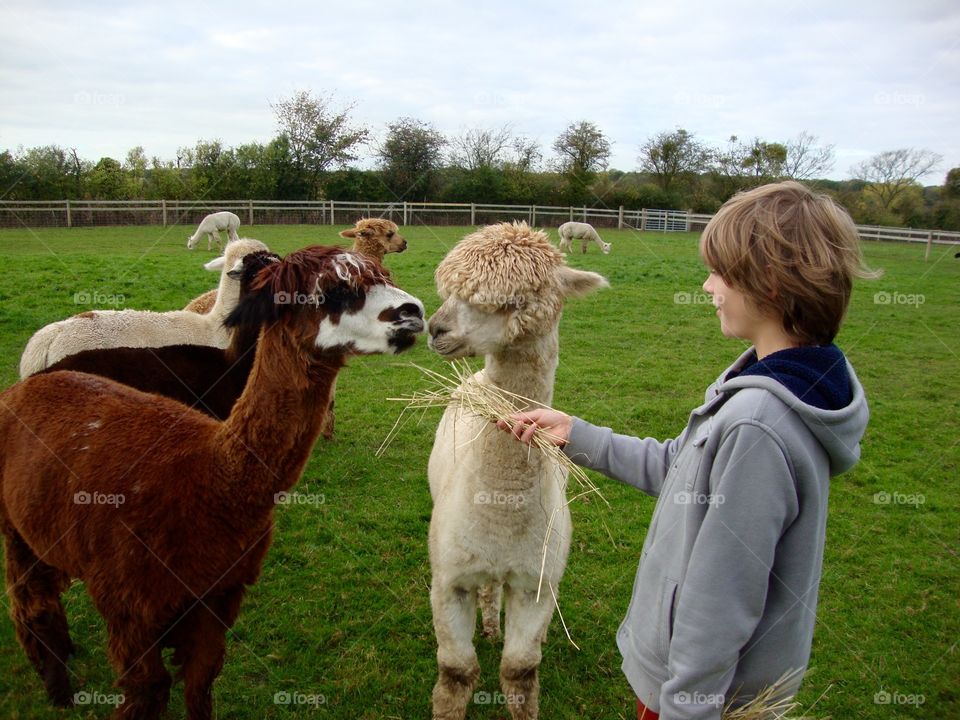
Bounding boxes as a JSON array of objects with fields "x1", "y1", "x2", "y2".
[
  {"x1": 41, "y1": 251, "x2": 280, "y2": 421},
  {"x1": 0, "y1": 246, "x2": 424, "y2": 720},
  {"x1": 338, "y1": 217, "x2": 407, "y2": 262}
]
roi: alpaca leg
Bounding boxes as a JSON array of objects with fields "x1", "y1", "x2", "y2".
[
  {"x1": 4, "y1": 532, "x2": 74, "y2": 707},
  {"x1": 499, "y1": 585, "x2": 555, "y2": 720},
  {"x1": 177, "y1": 593, "x2": 242, "y2": 720},
  {"x1": 431, "y1": 582, "x2": 480, "y2": 720},
  {"x1": 228, "y1": 228, "x2": 240, "y2": 243},
  {"x1": 478, "y1": 582, "x2": 502, "y2": 640},
  {"x1": 581, "y1": 239, "x2": 588, "y2": 254},
  {"x1": 106, "y1": 625, "x2": 170, "y2": 720}
]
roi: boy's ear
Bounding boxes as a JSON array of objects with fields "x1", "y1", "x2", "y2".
[{"x1": 339, "y1": 229, "x2": 357, "y2": 239}]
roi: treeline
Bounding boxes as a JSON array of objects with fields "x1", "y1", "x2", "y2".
[{"x1": 2, "y1": 91, "x2": 958, "y2": 230}]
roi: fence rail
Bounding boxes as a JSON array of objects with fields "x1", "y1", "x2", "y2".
[{"x1": 1, "y1": 199, "x2": 958, "y2": 249}]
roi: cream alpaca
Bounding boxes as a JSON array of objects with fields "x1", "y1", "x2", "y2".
[
  {"x1": 558, "y1": 221, "x2": 611, "y2": 254},
  {"x1": 426, "y1": 221, "x2": 608, "y2": 720},
  {"x1": 19, "y1": 239, "x2": 269, "y2": 378},
  {"x1": 186, "y1": 211, "x2": 241, "y2": 250}
]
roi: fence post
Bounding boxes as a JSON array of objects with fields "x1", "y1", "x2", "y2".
[
  {"x1": 161, "y1": 199, "x2": 167, "y2": 227},
  {"x1": 925, "y1": 231, "x2": 932, "y2": 261},
  {"x1": 470, "y1": 203, "x2": 476, "y2": 226},
  {"x1": 582, "y1": 206, "x2": 587, "y2": 222},
  {"x1": 641, "y1": 208, "x2": 648, "y2": 231},
  {"x1": 65, "y1": 199, "x2": 71, "y2": 228},
  {"x1": 569, "y1": 206, "x2": 574, "y2": 222},
  {"x1": 330, "y1": 200, "x2": 335, "y2": 225},
  {"x1": 618, "y1": 205, "x2": 624, "y2": 229},
  {"x1": 248, "y1": 200, "x2": 254, "y2": 226},
  {"x1": 686, "y1": 209, "x2": 692, "y2": 232}
]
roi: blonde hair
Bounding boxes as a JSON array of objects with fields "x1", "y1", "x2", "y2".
[{"x1": 700, "y1": 181, "x2": 879, "y2": 345}]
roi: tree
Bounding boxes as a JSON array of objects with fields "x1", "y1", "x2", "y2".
[
  {"x1": 552, "y1": 121, "x2": 612, "y2": 204},
  {"x1": 638, "y1": 128, "x2": 710, "y2": 192},
  {"x1": 87, "y1": 157, "x2": 125, "y2": 199},
  {"x1": 783, "y1": 131, "x2": 835, "y2": 180},
  {"x1": 271, "y1": 90, "x2": 369, "y2": 198},
  {"x1": 742, "y1": 139, "x2": 787, "y2": 180},
  {"x1": 376, "y1": 117, "x2": 447, "y2": 200},
  {"x1": 448, "y1": 125, "x2": 513, "y2": 170},
  {"x1": 552, "y1": 120, "x2": 611, "y2": 176},
  {"x1": 941, "y1": 167, "x2": 960, "y2": 198},
  {"x1": 850, "y1": 148, "x2": 943, "y2": 210}
]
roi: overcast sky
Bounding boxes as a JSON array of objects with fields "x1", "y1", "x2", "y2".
[{"x1": 1, "y1": 0, "x2": 957, "y2": 182}]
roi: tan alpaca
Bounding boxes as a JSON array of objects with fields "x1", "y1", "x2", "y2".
[{"x1": 426, "y1": 222, "x2": 608, "y2": 720}]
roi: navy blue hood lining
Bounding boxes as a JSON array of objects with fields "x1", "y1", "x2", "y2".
[{"x1": 727, "y1": 344, "x2": 852, "y2": 411}]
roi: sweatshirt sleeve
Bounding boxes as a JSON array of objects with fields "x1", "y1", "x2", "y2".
[
  {"x1": 658, "y1": 421, "x2": 799, "y2": 719},
  {"x1": 561, "y1": 417, "x2": 684, "y2": 497}
]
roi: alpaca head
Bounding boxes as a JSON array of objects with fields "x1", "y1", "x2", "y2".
[
  {"x1": 226, "y1": 245, "x2": 424, "y2": 357},
  {"x1": 339, "y1": 218, "x2": 407, "y2": 258},
  {"x1": 428, "y1": 222, "x2": 608, "y2": 359},
  {"x1": 601, "y1": 241, "x2": 611, "y2": 254}
]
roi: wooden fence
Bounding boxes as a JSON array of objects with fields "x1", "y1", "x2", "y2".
[{"x1": 1, "y1": 199, "x2": 958, "y2": 252}]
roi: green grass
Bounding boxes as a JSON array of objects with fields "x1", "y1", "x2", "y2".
[{"x1": 0, "y1": 224, "x2": 957, "y2": 719}]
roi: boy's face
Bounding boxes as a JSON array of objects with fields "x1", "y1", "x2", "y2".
[{"x1": 702, "y1": 271, "x2": 768, "y2": 342}]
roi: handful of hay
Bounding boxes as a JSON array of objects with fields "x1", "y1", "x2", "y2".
[
  {"x1": 378, "y1": 360, "x2": 606, "y2": 506},
  {"x1": 722, "y1": 668, "x2": 830, "y2": 719}
]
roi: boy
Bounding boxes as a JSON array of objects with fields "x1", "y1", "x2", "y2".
[{"x1": 499, "y1": 181, "x2": 873, "y2": 719}]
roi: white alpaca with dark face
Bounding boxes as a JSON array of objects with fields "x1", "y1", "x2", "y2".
[
  {"x1": 426, "y1": 222, "x2": 608, "y2": 720},
  {"x1": 316, "y1": 284, "x2": 424, "y2": 354}
]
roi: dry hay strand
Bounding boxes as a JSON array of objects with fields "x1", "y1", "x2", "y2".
[
  {"x1": 722, "y1": 668, "x2": 830, "y2": 720},
  {"x1": 378, "y1": 359, "x2": 607, "y2": 506}
]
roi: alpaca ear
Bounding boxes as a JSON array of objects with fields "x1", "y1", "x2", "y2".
[
  {"x1": 204, "y1": 256, "x2": 226, "y2": 272},
  {"x1": 339, "y1": 229, "x2": 357, "y2": 239},
  {"x1": 223, "y1": 285, "x2": 279, "y2": 329},
  {"x1": 226, "y1": 258, "x2": 245, "y2": 280},
  {"x1": 558, "y1": 266, "x2": 609, "y2": 298}
]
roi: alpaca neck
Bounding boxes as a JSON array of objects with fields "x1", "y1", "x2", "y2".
[
  {"x1": 213, "y1": 272, "x2": 241, "y2": 316},
  {"x1": 217, "y1": 325, "x2": 342, "y2": 499},
  {"x1": 483, "y1": 326, "x2": 559, "y2": 408}
]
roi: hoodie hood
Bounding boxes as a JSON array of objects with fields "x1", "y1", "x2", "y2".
[{"x1": 706, "y1": 347, "x2": 869, "y2": 476}]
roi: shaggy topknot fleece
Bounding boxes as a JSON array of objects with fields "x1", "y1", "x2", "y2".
[{"x1": 435, "y1": 221, "x2": 567, "y2": 338}]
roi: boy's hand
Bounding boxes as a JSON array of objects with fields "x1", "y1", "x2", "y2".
[{"x1": 496, "y1": 409, "x2": 572, "y2": 447}]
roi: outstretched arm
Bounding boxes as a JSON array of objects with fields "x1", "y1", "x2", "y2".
[{"x1": 497, "y1": 410, "x2": 680, "y2": 497}]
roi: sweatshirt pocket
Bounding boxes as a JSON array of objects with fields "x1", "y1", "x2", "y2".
[{"x1": 657, "y1": 580, "x2": 679, "y2": 661}]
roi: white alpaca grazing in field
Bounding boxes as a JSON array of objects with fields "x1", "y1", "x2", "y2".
[
  {"x1": 187, "y1": 211, "x2": 241, "y2": 250},
  {"x1": 558, "y1": 221, "x2": 610, "y2": 254},
  {"x1": 426, "y1": 222, "x2": 608, "y2": 720}
]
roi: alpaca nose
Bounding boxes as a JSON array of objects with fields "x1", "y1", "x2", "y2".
[{"x1": 428, "y1": 318, "x2": 448, "y2": 339}]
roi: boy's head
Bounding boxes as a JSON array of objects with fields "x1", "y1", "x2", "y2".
[{"x1": 700, "y1": 181, "x2": 873, "y2": 346}]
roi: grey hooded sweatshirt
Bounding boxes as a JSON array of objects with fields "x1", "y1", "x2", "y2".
[{"x1": 562, "y1": 347, "x2": 868, "y2": 719}]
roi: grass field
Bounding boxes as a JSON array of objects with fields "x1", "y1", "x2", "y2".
[{"x1": 0, "y1": 223, "x2": 956, "y2": 719}]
